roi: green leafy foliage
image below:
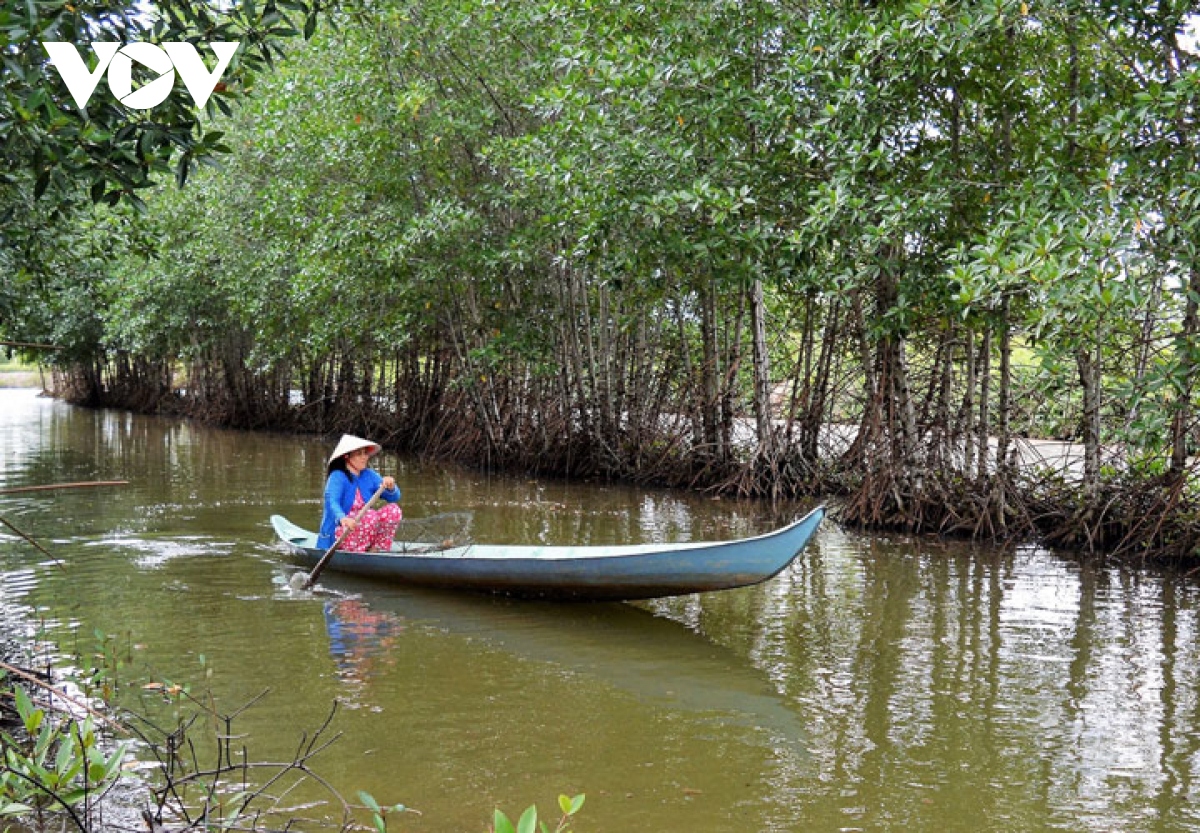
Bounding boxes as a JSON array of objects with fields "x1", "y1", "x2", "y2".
[
  {"x1": 358, "y1": 789, "x2": 412, "y2": 833},
  {"x1": 0, "y1": 0, "x2": 322, "y2": 214},
  {"x1": 0, "y1": 677, "x2": 130, "y2": 825},
  {"x1": 0, "y1": 0, "x2": 328, "y2": 362},
  {"x1": 492, "y1": 794, "x2": 585, "y2": 833}
]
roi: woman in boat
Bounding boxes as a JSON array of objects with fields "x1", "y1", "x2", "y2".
[{"x1": 317, "y1": 434, "x2": 403, "y2": 552}]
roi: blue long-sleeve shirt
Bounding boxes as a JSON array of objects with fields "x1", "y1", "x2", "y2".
[{"x1": 317, "y1": 468, "x2": 401, "y2": 548}]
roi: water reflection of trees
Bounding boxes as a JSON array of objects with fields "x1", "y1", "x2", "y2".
[{"x1": 650, "y1": 536, "x2": 1200, "y2": 829}]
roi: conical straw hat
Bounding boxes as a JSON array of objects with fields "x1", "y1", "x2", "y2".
[{"x1": 327, "y1": 434, "x2": 381, "y2": 469}]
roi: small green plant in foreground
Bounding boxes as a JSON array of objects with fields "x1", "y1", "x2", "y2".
[
  {"x1": 0, "y1": 678, "x2": 128, "y2": 830},
  {"x1": 359, "y1": 790, "x2": 417, "y2": 832},
  {"x1": 493, "y1": 793, "x2": 586, "y2": 833}
]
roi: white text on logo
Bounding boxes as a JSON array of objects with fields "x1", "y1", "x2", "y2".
[{"x1": 42, "y1": 42, "x2": 240, "y2": 110}]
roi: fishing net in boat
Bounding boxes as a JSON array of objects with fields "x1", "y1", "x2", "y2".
[{"x1": 392, "y1": 512, "x2": 474, "y2": 549}]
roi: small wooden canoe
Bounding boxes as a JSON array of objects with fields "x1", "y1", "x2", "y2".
[{"x1": 271, "y1": 506, "x2": 824, "y2": 601}]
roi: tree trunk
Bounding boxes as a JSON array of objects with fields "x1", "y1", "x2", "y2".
[
  {"x1": 1169, "y1": 265, "x2": 1200, "y2": 476},
  {"x1": 992, "y1": 298, "x2": 1013, "y2": 534},
  {"x1": 750, "y1": 276, "x2": 775, "y2": 459},
  {"x1": 699, "y1": 280, "x2": 722, "y2": 463},
  {"x1": 1076, "y1": 342, "x2": 1102, "y2": 486},
  {"x1": 975, "y1": 326, "x2": 992, "y2": 483}
]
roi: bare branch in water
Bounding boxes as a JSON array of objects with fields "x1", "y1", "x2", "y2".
[
  {"x1": 0, "y1": 480, "x2": 129, "y2": 568},
  {"x1": 0, "y1": 481, "x2": 129, "y2": 495},
  {"x1": 0, "y1": 515, "x2": 63, "y2": 568}
]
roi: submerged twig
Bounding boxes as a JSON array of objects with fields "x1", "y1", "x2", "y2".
[
  {"x1": 0, "y1": 480, "x2": 129, "y2": 569},
  {"x1": 0, "y1": 515, "x2": 63, "y2": 568},
  {"x1": 0, "y1": 480, "x2": 130, "y2": 495}
]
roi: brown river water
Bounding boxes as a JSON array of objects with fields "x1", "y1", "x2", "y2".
[{"x1": 2, "y1": 388, "x2": 1200, "y2": 832}]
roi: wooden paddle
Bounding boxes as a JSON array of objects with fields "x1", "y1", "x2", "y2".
[{"x1": 299, "y1": 482, "x2": 387, "y2": 590}]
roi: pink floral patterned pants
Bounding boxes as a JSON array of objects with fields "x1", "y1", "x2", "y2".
[{"x1": 340, "y1": 497, "x2": 403, "y2": 553}]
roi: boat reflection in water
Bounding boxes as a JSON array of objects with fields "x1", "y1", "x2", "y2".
[{"x1": 318, "y1": 574, "x2": 810, "y2": 752}]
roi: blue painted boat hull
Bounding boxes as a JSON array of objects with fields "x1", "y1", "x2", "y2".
[{"x1": 271, "y1": 506, "x2": 824, "y2": 601}]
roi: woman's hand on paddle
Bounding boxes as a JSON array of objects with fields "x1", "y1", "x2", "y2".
[
  {"x1": 382, "y1": 476, "x2": 396, "y2": 491},
  {"x1": 339, "y1": 515, "x2": 357, "y2": 532}
]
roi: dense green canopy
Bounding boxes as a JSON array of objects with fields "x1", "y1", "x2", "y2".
[
  {"x1": 4, "y1": 0, "x2": 1200, "y2": 556},
  {"x1": 0, "y1": 0, "x2": 323, "y2": 351}
]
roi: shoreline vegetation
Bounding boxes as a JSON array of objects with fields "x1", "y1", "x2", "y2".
[
  {"x1": 5, "y1": 3, "x2": 1200, "y2": 561},
  {"x1": 26, "y1": 355, "x2": 1200, "y2": 563}
]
